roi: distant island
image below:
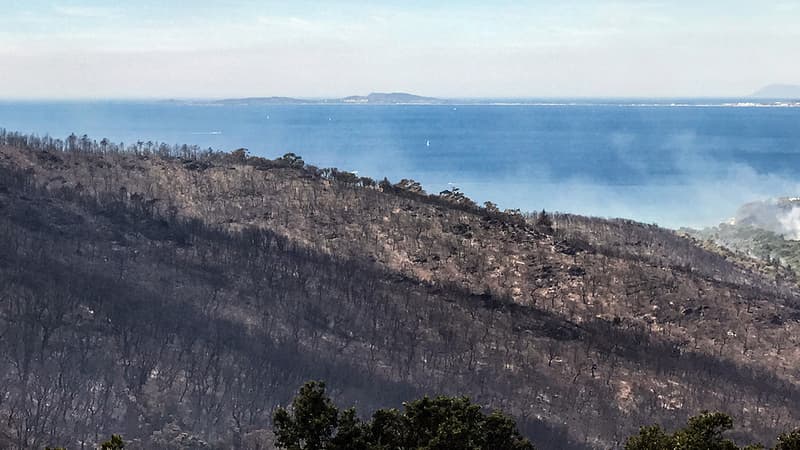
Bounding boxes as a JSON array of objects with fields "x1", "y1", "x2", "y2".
[
  {"x1": 339, "y1": 92, "x2": 443, "y2": 104},
  {"x1": 750, "y1": 84, "x2": 800, "y2": 99},
  {"x1": 213, "y1": 92, "x2": 446, "y2": 105},
  {"x1": 180, "y1": 92, "x2": 800, "y2": 107}
]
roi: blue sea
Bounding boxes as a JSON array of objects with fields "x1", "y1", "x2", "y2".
[{"x1": 1, "y1": 100, "x2": 799, "y2": 229}]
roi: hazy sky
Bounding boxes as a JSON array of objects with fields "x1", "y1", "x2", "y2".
[{"x1": 2, "y1": 0, "x2": 799, "y2": 98}]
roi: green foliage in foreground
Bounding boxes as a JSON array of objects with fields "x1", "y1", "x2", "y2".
[
  {"x1": 625, "y1": 411, "x2": 800, "y2": 450},
  {"x1": 273, "y1": 381, "x2": 534, "y2": 450},
  {"x1": 775, "y1": 429, "x2": 800, "y2": 450},
  {"x1": 45, "y1": 392, "x2": 800, "y2": 450},
  {"x1": 46, "y1": 434, "x2": 124, "y2": 450},
  {"x1": 100, "y1": 434, "x2": 125, "y2": 449}
]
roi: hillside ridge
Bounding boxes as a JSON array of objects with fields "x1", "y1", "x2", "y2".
[{"x1": 1, "y1": 129, "x2": 799, "y2": 448}]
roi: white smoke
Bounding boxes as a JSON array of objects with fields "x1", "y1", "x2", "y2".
[
  {"x1": 734, "y1": 199, "x2": 800, "y2": 240},
  {"x1": 777, "y1": 206, "x2": 800, "y2": 240}
]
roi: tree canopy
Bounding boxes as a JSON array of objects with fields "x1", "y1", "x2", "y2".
[
  {"x1": 277, "y1": 386, "x2": 800, "y2": 450},
  {"x1": 625, "y1": 411, "x2": 800, "y2": 450},
  {"x1": 273, "y1": 381, "x2": 535, "y2": 450},
  {"x1": 775, "y1": 429, "x2": 800, "y2": 450}
]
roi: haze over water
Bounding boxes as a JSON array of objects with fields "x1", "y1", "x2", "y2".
[{"x1": 2, "y1": 100, "x2": 799, "y2": 229}]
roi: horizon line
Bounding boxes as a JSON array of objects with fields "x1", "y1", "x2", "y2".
[{"x1": 0, "y1": 94, "x2": 792, "y2": 102}]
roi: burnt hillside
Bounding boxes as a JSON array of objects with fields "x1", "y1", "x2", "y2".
[{"x1": 1, "y1": 130, "x2": 799, "y2": 449}]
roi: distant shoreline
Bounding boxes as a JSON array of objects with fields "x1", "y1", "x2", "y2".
[
  {"x1": 186, "y1": 90, "x2": 800, "y2": 107},
  {"x1": 3, "y1": 96, "x2": 799, "y2": 108},
  {"x1": 179, "y1": 99, "x2": 800, "y2": 108}
]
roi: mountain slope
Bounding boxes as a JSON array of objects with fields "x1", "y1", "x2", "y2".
[
  {"x1": 751, "y1": 84, "x2": 800, "y2": 98},
  {"x1": 1, "y1": 131, "x2": 799, "y2": 448}
]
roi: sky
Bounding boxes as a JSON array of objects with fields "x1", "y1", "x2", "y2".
[{"x1": 1, "y1": 0, "x2": 800, "y2": 99}]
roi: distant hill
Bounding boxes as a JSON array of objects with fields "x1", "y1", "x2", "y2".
[
  {"x1": 212, "y1": 92, "x2": 444, "y2": 105},
  {"x1": 340, "y1": 92, "x2": 444, "y2": 104},
  {"x1": 751, "y1": 84, "x2": 800, "y2": 98}
]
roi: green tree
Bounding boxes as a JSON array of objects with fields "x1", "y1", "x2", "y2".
[
  {"x1": 624, "y1": 424, "x2": 675, "y2": 450},
  {"x1": 330, "y1": 408, "x2": 368, "y2": 450},
  {"x1": 273, "y1": 381, "x2": 340, "y2": 450},
  {"x1": 673, "y1": 412, "x2": 738, "y2": 450},
  {"x1": 483, "y1": 411, "x2": 537, "y2": 450},
  {"x1": 367, "y1": 408, "x2": 407, "y2": 450},
  {"x1": 625, "y1": 412, "x2": 765, "y2": 450},
  {"x1": 100, "y1": 434, "x2": 125, "y2": 450},
  {"x1": 383, "y1": 395, "x2": 534, "y2": 450},
  {"x1": 401, "y1": 396, "x2": 486, "y2": 449},
  {"x1": 280, "y1": 152, "x2": 304, "y2": 168},
  {"x1": 775, "y1": 429, "x2": 800, "y2": 450},
  {"x1": 274, "y1": 382, "x2": 534, "y2": 450}
]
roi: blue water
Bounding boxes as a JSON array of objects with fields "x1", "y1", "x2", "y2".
[{"x1": 1, "y1": 100, "x2": 799, "y2": 228}]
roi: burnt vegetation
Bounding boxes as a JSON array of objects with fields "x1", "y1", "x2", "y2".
[{"x1": 1, "y1": 129, "x2": 800, "y2": 449}]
